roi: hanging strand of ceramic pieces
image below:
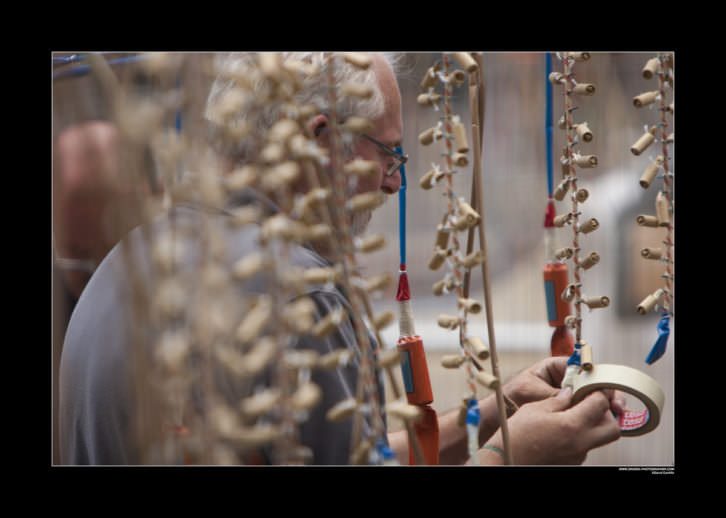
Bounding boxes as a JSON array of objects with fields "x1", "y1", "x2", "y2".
[
  {"x1": 83, "y1": 52, "x2": 273, "y2": 464},
  {"x1": 148, "y1": 54, "x2": 226, "y2": 465},
  {"x1": 314, "y1": 52, "x2": 422, "y2": 465},
  {"x1": 245, "y1": 53, "x2": 337, "y2": 465},
  {"x1": 631, "y1": 53, "x2": 675, "y2": 365},
  {"x1": 77, "y1": 52, "x2": 416, "y2": 465},
  {"x1": 185, "y1": 52, "x2": 330, "y2": 465},
  {"x1": 550, "y1": 52, "x2": 665, "y2": 438},
  {"x1": 152, "y1": 52, "x2": 345, "y2": 464},
  {"x1": 418, "y1": 52, "x2": 511, "y2": 464},
  {"x1": 550, "y1": 52, "x2": 604, "y2": 388},
  {"x1": 321, "y1": 52, "x2": 387, "y2": 464},
  {"x1": 84, "y1": 52, "x2": 195, "y2": 463}
]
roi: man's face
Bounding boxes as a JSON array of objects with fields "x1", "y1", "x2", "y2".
[{"x1": 346, "y1": 55, "x2": 403, "y2": 235}]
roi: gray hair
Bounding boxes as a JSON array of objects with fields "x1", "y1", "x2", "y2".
[{"x1": 205, "y1": 51, "x2": 402, "y2": 163}]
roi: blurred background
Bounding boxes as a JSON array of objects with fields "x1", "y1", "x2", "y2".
[{"x1": 52, "y1": 51, "x2": 674, "y2": 466}]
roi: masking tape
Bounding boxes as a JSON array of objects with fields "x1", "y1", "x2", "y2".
[{"x1": 571, "y1": 363, "x2": 665, "y2": 437}]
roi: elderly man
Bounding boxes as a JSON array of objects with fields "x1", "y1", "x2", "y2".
[{"x1": 58, "y1": 52, "x2": 622, "y2": 465}]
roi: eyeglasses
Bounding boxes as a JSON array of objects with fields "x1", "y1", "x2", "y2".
[{"x1": 360, "y1": 134, "x2": 408, "y2": 177}]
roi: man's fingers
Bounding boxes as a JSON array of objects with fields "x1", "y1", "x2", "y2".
[
  {"x1": 598, "y1": 388, "x2": 629, "y2": 416},
  {"x1": 567, "y1": 390, "x2": 622, "y2": 449},
  {"x1": 535, "y1": 356, "x2": 568, "y2": 386},
  {"x1": 569, "y1": 390, "x2": 614, "y2": 426},
  {"x1": 611, "y1": 391, "x2": 628, "y2": 416},
  {"x1": 567, "y1": 390, "x2": 612, "y2": 426},
  {"x1": 586, "y1": 405, "x2": 621, "y2": 448}
]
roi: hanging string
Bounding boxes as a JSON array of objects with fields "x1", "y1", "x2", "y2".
[
  {"x1": 397, "y1": 146, "x2": 407, "y2": 270},
  {"x1": 175, "y1": 75, "x2": 183, "y2": 134},
  {"x1": 395, "y1": 143, "x2": 437, "y2": 466},
  {"x1": 545, "y1": 52, "x2": 555, "y2": 198},
  {"x1": 544, "y1": 51, "x2": 574, "y2": 358},
  {"x1": 465, "y1": 399, "x2": 481, "y2": 465}
]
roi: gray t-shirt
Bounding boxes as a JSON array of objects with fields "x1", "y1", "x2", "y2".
[{"x1": 58, "y1": 189, "x2": 387, "y2": 465}]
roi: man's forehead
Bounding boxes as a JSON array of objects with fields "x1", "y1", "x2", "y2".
[
  {"x1": 369, "y1": 126, "x2": 402, "y2": 150},
  {"x1": 365, "y1": 53, "x2": 404, "y2": 148}
]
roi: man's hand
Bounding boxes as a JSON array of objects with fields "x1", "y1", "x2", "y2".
[
  {"x1": 483, "y1": 386, "x2": 621, "y2": 465},
  {"x1": 504, "y1": 356, "x2": 628, "y2": 417},
  {"x1": 504, "y1": 356, "x2": 567, "y2": 407}
]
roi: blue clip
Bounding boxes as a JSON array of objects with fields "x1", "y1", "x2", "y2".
[
  {"x1": 567, "y1": 342, "x2": 582, "y2": 366},
  {"x1": 645, "y1": 313, "x2": 670, "y2": 364},
  {"x1": 375, "y1": 437, "x2": 396, "y2": 463},
  {"x1": 465, "y1": 399, "x2": 480, "y2": 426}
]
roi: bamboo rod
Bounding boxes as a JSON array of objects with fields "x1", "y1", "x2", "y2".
[{"x1": 464, "y1": 52, "x2": 513, "y2": 465}]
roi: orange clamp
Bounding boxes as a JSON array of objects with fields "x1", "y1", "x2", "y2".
[
  {"x1": 543, "y1": 262, "x2": 572, "y2": 327},
  {"x1": 397, "y1": 336, "x2": 433, "y2": 406}
]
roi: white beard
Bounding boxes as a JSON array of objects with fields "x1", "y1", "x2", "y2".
[
  {"x1": 343, "y1": 167, "x2": 387, "y2": 237},
  {"x1": 344, "y1": 175, "x2": 369, "y2": 236},
  {"x1": 349, "y1": 209, "x2": 371, "y2": 237}
]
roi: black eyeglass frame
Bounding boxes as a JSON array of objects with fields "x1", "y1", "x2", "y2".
[{"x1": 359, "y1": 134, "x2": 408, "y2": 177}]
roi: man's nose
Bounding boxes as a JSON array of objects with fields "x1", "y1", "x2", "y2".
[{"x1": 380, "y1": 169, "x2": 401, "y2": 195}]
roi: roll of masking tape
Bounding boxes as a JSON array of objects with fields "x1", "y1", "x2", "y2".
[{"x1": 571, "y1": 364, "x2": 665, "y2": 437}]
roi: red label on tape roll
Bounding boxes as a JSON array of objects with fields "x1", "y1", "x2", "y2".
[{"x1": 619, "y1": 410, "x2": 649, "y2": 432}]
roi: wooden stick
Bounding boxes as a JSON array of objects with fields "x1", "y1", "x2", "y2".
[
  {"x1": 462, "y1": 56, "x2": 485, "y2": 298},
  {"x1": 463, "y1": 52, "x2": 513, "y2": 465}
]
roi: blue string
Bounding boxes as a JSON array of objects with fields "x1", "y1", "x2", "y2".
[
  {"x1": 52, "y1": 54, "x2": 153, "y2": 80},
  {"x1": 52, "y1": 52, "x2": 120, "y2": 67},
  {"x1": 396, "y1": 146, "x2": 407, "y2": 267},
  {"x1": 175, "y1": 75, "x2": 183, "y2": 133},
  {"x1": 545, "y1": 52, "x2": 554, "y2": 197},
  {"x1": 55, "y1": 53, "x2": 185, "y2": 135},
  {"x1": 52, "y1": 54, "x2": 86, "y2": 66}
]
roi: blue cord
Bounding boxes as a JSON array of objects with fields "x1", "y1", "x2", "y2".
[
  {"x1": 545, "y1": 52, "x2": 554, "y2": 197},
  {"x1": 175, "y1": 75, "x2": 183, "y2": 133},
  {"x1": 53, "y1": 52, "x2": 185, "y2": 135},
  {"x1": 52, "y1": 52, "x2": 120, "y2": 67},
  {"x1": 396, "y1": 146, "x2": 407, "y2": 267},
  {"x1": 52, "y1": 54, "x2": 153, "y2": 80},
  {"x1": 52, "y1": 55, "x2": 85, "y2": 66}
]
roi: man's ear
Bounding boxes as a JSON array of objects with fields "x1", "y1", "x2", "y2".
[{"x1": 307, "y1": 113, "x2": 329, "y2": 137}]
